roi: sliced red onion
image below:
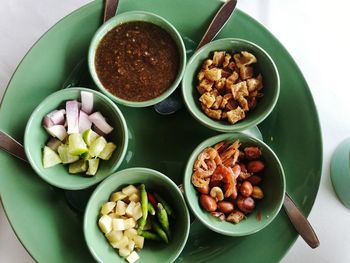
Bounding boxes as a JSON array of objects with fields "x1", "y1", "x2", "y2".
[
  {"x1": 81, "y1": 91, "x2": 94, "y2": 114},
  {"x1": 79, "y1": 110, "x2": 92, "y2": 133},
  {"x1": 46, "y1": 137, "x2": 62, "y2": 151},
  {"x1": 88, "y1": 112, "x2": 114, "y2": 134},
  {"x1": 48, "y1": 109, "x2": 65, "y2": 125},
  {"x1": 45, "y1": 125, "x2": 67, "y2": 141},
  {"x1": 66, "y1": 100, "x2": 79, "y2": 134},
  {"x1": 43, "y1": 116, "x2": 54, "y2": 128}
]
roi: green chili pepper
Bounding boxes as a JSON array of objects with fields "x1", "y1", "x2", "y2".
[
  {"x1": 138, "y1": 184, "x2": 148, "y2": 231},
  {"x1": 151, "y1": 220, "x2": 168, "y2": 244},
  {"x1": 153, "y1": 192, "x2": 173, "y2": 217},
  {"x1": 157, "y1": 203, "x2": 171, "y2": 238},
  {"x1": 148, "y1": 202, "x2": 156, "y2": 215},
  {"x1": 141, "y1": 230, "x2": 161, "y2": 241}
]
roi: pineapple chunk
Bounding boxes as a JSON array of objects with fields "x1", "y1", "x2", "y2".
[
  {"x1": 119, "y1": 248, "x2": 131, "y2": 257},
  {"x1": 112, "y1": 218, "x2": 125, "y2": 231},
  {"x1": 132, "y1": 203, "x2": 142, "y2": 221},
  {"x1": 126, "y1": 251, "x2": 140, "y2": 263},
  {"x1": 124, "y1": 218, "x2": 136, "y2": 230},
  {"x1": 125, "y1": 201, "x2": 136, "y2": 217},
  {"x1": 124, "y1": 228, "x2": 138, "y2": 240},
  {"x1": 128, "y1": 240, "x2": 135, "y2": 251},
  {"x1": 122, "y1": 185, "x2": 139, "y2": 196},
  {"x1": 133, "y1": 235, "x2": 144, "y2": 249},
  {"x1": 105, "y1": 230, "x2": 123, "y2": 243},
  {"x1": 100, "y1": 202, "x2": 116, "y2": 215},
  {"x1": 114, "y1": 235, "x2": 129, "y2": 249},
  {"x1": 128, "y1": 193, "x2": 140, "y2": 203},
  {"x1": 110, "y1": 191, "x2": 127, "y2": 202},
  {"x1": 98, "y1": 215, "x2": 112, "y2": 234},
  {"x1": 115, "y1": 200, "x2": 127, "y2": 216}
]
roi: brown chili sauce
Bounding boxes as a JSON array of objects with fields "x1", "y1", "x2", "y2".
[{"x1": 95, "y1": 21, "x2": 179, "y2": 102}]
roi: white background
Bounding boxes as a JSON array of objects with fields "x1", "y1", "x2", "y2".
[{"x1": 1, "y1": 0, "x2": 350, "y2": 262}]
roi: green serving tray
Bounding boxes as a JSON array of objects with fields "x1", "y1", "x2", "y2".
[{"x1": 0, "y1": 0, "x2": 322, "y2": 262}]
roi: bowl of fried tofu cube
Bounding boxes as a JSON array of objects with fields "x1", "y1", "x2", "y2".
[{"x1": 181, "y1": 38, "x2": 280, "y2": 132}]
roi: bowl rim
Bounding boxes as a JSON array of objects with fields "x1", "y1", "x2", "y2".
[
  {"x1": 183, "y1": 132, "x2": 286, "y2": 236},
  {"x1": 181, "y1": 37, "x2": 280, "y2": 132},
  {"x1": 88, "y1": 10, "x2": 187, "y2": 108},
  {"x1": 24, "y1": 87, "x2": 129, "y2": 190},
  {"x1": 83, "y1": 167, "x2": 191, "y2": 263}
]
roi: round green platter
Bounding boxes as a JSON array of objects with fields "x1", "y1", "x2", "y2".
[{"x1": 0, "y1": 0, "x2": 322, "y2": 262}]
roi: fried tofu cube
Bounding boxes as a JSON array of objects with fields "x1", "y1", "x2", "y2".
[
  {"x1": 204, "y1": 68, "x2": 222, "y2": 81},
  {"x1": 227, "y1": 107, "x2": 246, "y2": 124},
  {"x1": 202, "y1": 107, "x2": 222, "y2": 120},
  {"x1": 240, "y1": 66, "x2": 254, "y2": 80},
  {"x1": 225, "y1": 72, "x2": 239, "y2": 89},
  {"x1": 212, "y1": 51, "x2": 226, "y2": 66},
  {"x1": 199, "y1": 92, "x2": 216, "y2": 108},
  {"x1": 247, "y1": 74, "x2": 263, "y2": 92},
  {"x1": 233, "y1": 51, "x2": 257, "y2": 68},
  {"x1": 212, "y1": 95, "x2": 223, "y2": 110},
  {"x1": 231, "y1": 81, "x2": 249, "y2": 99},
  {"x1": 202, "y1": 59, "x2": 213, "y2": 70},
  {"x1": 220, "y1": 93, "x2": 233, "y2": 109},
  {"x1": 197, "y1": 79, "x2": 214, "y2": 94},
  {"x1": 222, "y1": 53, "x2": 232, "y2": 68}
]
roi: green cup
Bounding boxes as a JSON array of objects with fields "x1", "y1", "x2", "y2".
[
  {"x1": 182, "y1": 38, "x2": 280, "y2": 132},
  {"x1": 24, "y1": 87, "x2": 128, "y2": 190},
  {"x1": 84, "y1": 167, "x2": 190, "y2": 263},
  {"x1": 88, "y1": 11, "x2": 186, "y2": 107}
]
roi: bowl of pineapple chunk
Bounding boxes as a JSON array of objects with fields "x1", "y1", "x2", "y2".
[{"x1": 84, "y1": 167, "x2": 190, "y2": 263}]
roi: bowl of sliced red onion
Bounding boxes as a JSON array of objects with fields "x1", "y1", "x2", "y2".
[{"x1": 24, "y1": 87, "x2": 128, "y2": 190}]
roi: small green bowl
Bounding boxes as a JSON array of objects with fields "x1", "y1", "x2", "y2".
[
  {"x1": 88, "y1": 11, "x2": 186, "y2": 107},
  {"x1": 24, "y1": 87, "x2": 128, "y2": 190},
  {"x1": 182, "y1": 38, "x2": 280, "y2": 132},
  {"x1": 184, "y1": 133, "x2": 285, "y2": 236},
  {"x1": 84, "y1": 167, "x2": 190, "y2": 263}
]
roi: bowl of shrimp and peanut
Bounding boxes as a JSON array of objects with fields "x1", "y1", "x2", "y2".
[
  {"x1": 183, "y1": 133, "x2": 285, "y2": 236},
  {"x1": 181, "y1": 38, "x2": 280, "y2": 132}
]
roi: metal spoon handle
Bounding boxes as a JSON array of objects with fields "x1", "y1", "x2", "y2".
[
  {"x1": 103, "y1": 0, "x2": 119, "y2": 22},
  {"x1": 284, "y1": 192, "x2": 320, "y2": 248},
  {"x1": 0, "y1": 131, "x2": 27, "y2": 162},
  {"x1": 196, "y1": 0, "x2": 237, "y2": 50}
]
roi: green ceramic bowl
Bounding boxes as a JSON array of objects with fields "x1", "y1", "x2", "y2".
[
  {"x1": 24, "y1": 87, "x2": 128, "y2": 190},
  {"x1": 88, "y1": 11, "x2": 186, "y2": 107},
  {"x1": 182, "y1": 38, "x2": 280, "y2": 132},
  {"x1": 84, "y1": 167, "x2": 190, "y2": 263},
  {"x1": 184, "y1": 133, "x2": 285, "y2": 236}
]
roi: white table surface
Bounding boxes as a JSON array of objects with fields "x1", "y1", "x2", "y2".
[{"x1": 1, "y1": 0, "x2": 350, "y2": 262}]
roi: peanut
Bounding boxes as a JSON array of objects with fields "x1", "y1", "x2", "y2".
[
  {"x1": 240, "y1": 181, "x2": 253, "y2": 197},
  {"x1": 247, "y1": 160, "x2": 265, "y2": 173},
  {"x1": 199, "y1": 195, "x2": 217, "y2": 212},
  {"x1": 197, "y1": 185, "x2": 209, "y2": 194},
  {"x1": 217, "y1": 201, "x2": 234, "y2": 214},
  {"x1": 237, "y1": 196, "x2": 255, "y2": 214},
  {"x1": 252, "y1": 186, "x2": 264, "y2": 199}
]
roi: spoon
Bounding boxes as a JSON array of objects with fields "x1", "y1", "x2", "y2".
[
  {"x1": 0, "y1": 128, "x2": 319, "y2": 248},
  {"x1": 154, "y1": 0, "x2": 237, "y2": 115}
]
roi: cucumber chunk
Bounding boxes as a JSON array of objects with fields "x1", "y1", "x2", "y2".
[{"x1": 68, "y1": 159, "x2": 87, "y2": 174}]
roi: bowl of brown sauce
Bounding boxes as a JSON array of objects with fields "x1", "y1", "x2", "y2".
[{"x1": 88, "y1": 11, "x2": 186, "y2": 107}]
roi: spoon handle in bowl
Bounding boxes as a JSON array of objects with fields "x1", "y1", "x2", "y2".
[
  {"x1": 0, "y1": 130, "x2": 27, "y2": 162},
  {"x1": 283, "y1": 192, "x2": 320, "y2": 248},
  {"x1": 103, "y1": 0, "x2": 119, "y2": 23}
]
